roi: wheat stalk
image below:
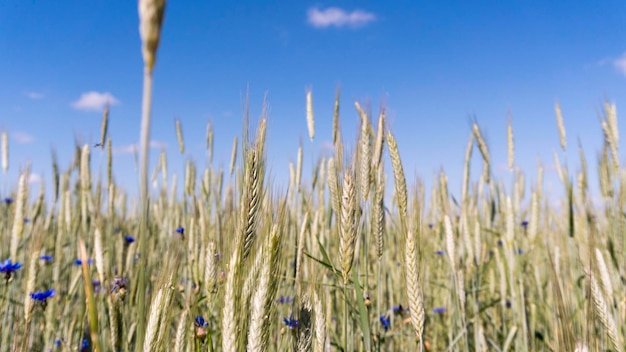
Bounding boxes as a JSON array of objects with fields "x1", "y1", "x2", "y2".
[
  {"x1": 472, "y1": 122, "x2": 491, "y2": 183},
  {"x1": 174, "y1": 309, "x2": 188, "y2": 352},
  {"x1": 306, "y1": 88, "x2": 315, "y2": 141},
  {"x1": 387, "y1": 131, "x2": 408, "y2": 230},
  {"x1": 356, "y1": 102, "x2": 371, "y2": 201},
  {"x1": 374, "y1": 165, "x2": 385, "y2": 259},
  {"x1": 588, "y1": 270, "x2": 620, "y2": 350},
  {"x1": 313, "y1": 290, "x2": 326, "y2": 352},
  {"x1": 207, "y1": 120, "x2": 214, "y2": 163},
  {"x1": 339, "y1": 170, "x2": 357, "y2": 284},
  {"x1": 10, "y1": 172, "x2": 27, "y2": 261},
  {"x1": 405, "y1": 229, "x2": 425, "y2": 342},
  {"x1": 555, "y1": 102, "x2": 567, "y2": 151}
]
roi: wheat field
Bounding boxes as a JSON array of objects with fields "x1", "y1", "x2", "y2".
[{"x1": 0, "y1": 1, "x2": 625, "y2": 351}]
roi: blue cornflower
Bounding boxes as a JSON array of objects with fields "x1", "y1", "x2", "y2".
[
  {"x1": 520, "y1": 220, "x2": 528, "y2": 229},
  {"x1": 92, "y1": 280, "x2": 101, "y2": 294},
  {"x1": 283, "y1": 314, "x2": 298, "y2": 330},
  {"x1": 123, "y1": 235, "x2": 135, "y2": 244},
  {"x1": 379, "y1": 315, "x2": 391, "y2": 332},
  {"x1": 433, "y1": 307, "x2": 446, "y2": 314},
  {"x1": 176, "y1": 227, "x2": 185, "y2": 235},
  {"x1": 4, "y1": 197, "x2": 13, "y2": 205},
  {"x1": 55, "y1": 339, "x2": 62, "y2": 347},
  {"x1": 517, "y1": 248, "x2": 524, "y2": 255},
  {"x1": 40, "y1": 255, "x2": 53, "y2": 262},
  {"x1": 74, "y1": 259, "x2": 93, "y2": 266},
  {"x1": 497, "y1": 239, "x2": 503, "y2": 246},
  {"x1": 24, "y1": 218, "x2": 30, "y2": 223},
  {"x1": 435, "y1": 250, "x2": 445, "y2": 256},
  {"x1": 195, "y1": 315, "x2": 209, "y2": 328},
  {"x1": 30, "y1": 289, "x2": 55, "y2": 302},
  {"x1": 0, "y1": 259, "x2": 23, "y2": 280},
  {"x1": 428, "y1": 223, "x2": 434, "y2": 229},
  {"x1": 277, "y1": 295, "x2": 292, "y2": 304},
  {"x1": 110, "y1": 276, "x2": 128, "y2": 294},
  {"x1": 80, "y1": 338, "x2": 89, "y2": 351},
  {"x1": 392, "y1": 304, "x2": 405, "y2": 315}
]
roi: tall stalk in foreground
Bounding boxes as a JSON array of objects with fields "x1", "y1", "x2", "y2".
[{"x1": 136, "y1": 0, "x2": 166, "y2": 350}]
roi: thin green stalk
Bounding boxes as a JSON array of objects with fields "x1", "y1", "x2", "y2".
[{"x1": 136, "y1": 65, "x2": 154, "y2": 352}]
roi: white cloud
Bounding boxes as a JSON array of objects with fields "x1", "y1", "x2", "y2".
[
  {"x1": 25, "y1": 92, "x2": 44, "y2": 100},
  {"x1": 614, "y1": 52, "x2": 626, "y2": 76},
  {"x1": 12, "y1": 131, "x2": 35, "y2": 144},
  {"x1": 28, "y1": 173, "x2": 42, "y2": 184},
  {"x1": 114, "y1": 141, "x2": 167, "y2": 155},
  {"x1": 71, "y1": 91, "x2": 119, "y2": 111},
  {"x1": 307, "y1": 7, "x2": 376, "y2": 28}
]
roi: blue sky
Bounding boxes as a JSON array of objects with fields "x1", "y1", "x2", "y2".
[{"x1": 1, "y1": 1, "x2": 626, "y2": 204}]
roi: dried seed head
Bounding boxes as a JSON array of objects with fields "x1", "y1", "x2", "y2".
[
  {"x1": 138, "y1": 0, "x2": 166, "y2": 72},
  {"x1": 306, "y1": 88, "x2": 315, "y2": 141},
  {"x1": 98, "y1": 104, "x2": 109, "y2": 148},
  {"x1": 371, "y1": 110, "x2": 385, "y2": 169},
  {"x1": 339, "y1": 171, "x2": 357, "y2": 284},
  {"x1": 357, "y1": 103, "x2": 371, "y2": 201},
  {"x1": 175, "y1": 118, "x2": 184, "y2": 154},
  {"x1": 207, "y1": 121, "x2": 214, "y2": 163},
  {"x1": 296, "y1": 142, "x2": 303, "y2": 191},
  {"x1": 555, "y1": 102, "x2": 566, "y2": 151},
  {"x1": 229, "y1": 136, "x2": 238, "y2": 177},
  {"x1": 333, "y1": 88, "x2": 341, "y2": 145}
]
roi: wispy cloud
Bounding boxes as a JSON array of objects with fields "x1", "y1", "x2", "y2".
[
  {"x1": 307, "y1": 7, "x2": 376, "y2": 29},
  {"x1": 614, "y1": 52, "x2": 626, "y2": 76},
  {"x1": 12, "y1": 131, "x2": 35, "y2": 144},
  {"x1": 28, "y1": 173, "x2": 42, "y2": 184},
  {"x1": 113, "y1": 140, "x2": 167, "y2": 155},
  {"x1": 71, "y1": 91, "x2": 119, "y2": 111},
  {"x1": 25, "y1": 92, "x2": 44, "y2": 100}
]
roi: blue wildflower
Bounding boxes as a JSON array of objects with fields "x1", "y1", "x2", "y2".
[
  {"x1": 113, "y1": 228, "x2": 121, "y2": 233},
  {"x1": 176, "y1": 227, "x2": 185, "y2": 235},
  {"x1": 0, "y1": 259, "x2": 23, "y2": 280},
  {"x1": 428, "y1": 223, "x2": 434, "y2": 229},
  {"x1": 55, "y1": 339, "x2": 62, "y2": 346},
  {"x1": 195, "y1": 315, "x2": 209, "y2": 328},
  {"x1": 4, "y1": 197, "x2": 13, "y2": 205},
  {"x1": 123, "y1": 235, "x2": 135, "y2": 244},
  {"x1": 74, "y1": 259, "x2": 93, "y2": 266},
  {"x1": 379, "y1": 315, "x2": 391, "y2": 332},
  {"x1": 283, "y1": 314, "x2": 298, "y2": 330},
  {"x1": 80, "y1": 338, "x2": 89, "y2": 351},
  {"x1": 110, "y1": 276, "x2": 128, "y2": 294},
  {"x1": 40, "y1": 255, "x2": 53, "y2": 262},
  {"x1": 277, "y1": 295, "x2": 292, "y2": 304},
  {"x1": 520, "y1": 220, "x2": 528, "y2": 229},
  {"x1": 497, "y1": 239, "x2": 503, "y2": 246},
  {"x1": 92, "y1": 280, "x2": 101, "y2": 294},
  {"x1": 31, "y1": 289, "x2": 55, "y2": 303},
  {"x1": 392, "y1": 304, "x2": 405, "y2": 315},
  {"x1": 24, "y1": 218, "x2": 30, "y2": 223},
  {"x1": 517, "y1": 248, "x2": 524, "y2": 255},
  {"x1": 435, "y1": 250, "x2": 445, "y2": 256},
  {"x1": 433, "y1": 307, "x2": 446, "y2": 314}
]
